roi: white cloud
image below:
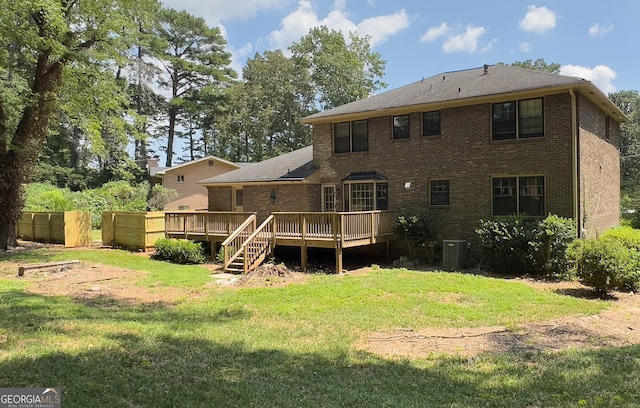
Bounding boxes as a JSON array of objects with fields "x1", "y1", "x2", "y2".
[
  {"x1": 267, "y1": 0, "x2": 409, "y2": 50},
  {"x1": 228, "y1": 43, "x2": 254, "y2": 78},
  {"x1": 160, "y1": 0, "x2": 288, "y2": 24},
  {"x1": 420, "y1": 23, "x2": 449, "y2": 43},
  {"x1": 443, "y1": 25, "x2": 486, "y2": 53},
  {"x1": 519, "y1": 42, "x2": 532, "y2": 52},
  {"x1": 519, "y1": 5, "x2": 556, "y2": 34},
  {"x1": 560, "y1": 64, "x2": 617, "y2": 94},
  {"x1": 357, "y1": 10, "x2": 410, "y2": 47},
  {"x1": 588, "y1": 23, "x2": 614, "y2": 37}
]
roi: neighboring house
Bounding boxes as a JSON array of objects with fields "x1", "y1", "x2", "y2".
[
  {"x1": 200, "y1": 146, "x2": 320, "y2": 214},
  {"x1": 201, "y1": 64, "x2": 626, "y2": 244},
  {"x1": 157, "y1": 156, "x2": 243, "y2": 210}
]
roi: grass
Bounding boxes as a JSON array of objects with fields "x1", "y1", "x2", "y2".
[{"x1": 0, "y1": 248, "x2": 638, "y2": 407}]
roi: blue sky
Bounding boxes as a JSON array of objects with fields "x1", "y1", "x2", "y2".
[{"x1": 159, "y1": 0, "x2": 639, "y2": 95}]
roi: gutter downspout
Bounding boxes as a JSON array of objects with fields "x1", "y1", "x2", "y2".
[{"x1": 569, "y1": 89, "x2": 580, "y2": 238}]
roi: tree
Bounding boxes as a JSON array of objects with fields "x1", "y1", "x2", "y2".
[
  {"x1": 609, "y1": 90, "x2": 640, "y2": 208},
  {"x1": 220, "y1": 50, "x2": 316, "y2": 162},
  {"x1": 0, "y1": 0, "x2": 160, "y2": 250},
  {"x1": 290, "y1": 26, "x2": 387, "y2": 109},
  {"x1": 153, "y1": 8, "x2": 236, "y2": 167},
  {"x1": 505, "y1": 58, "x2": 560, "y2": 73}
]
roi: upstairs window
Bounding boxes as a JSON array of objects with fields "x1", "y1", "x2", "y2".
[
  {"x1": 519, "y1": 98, "x2": 544, "y2": 137},
  {"x1": 492, "y1": 98, "x2": 543, "y2": 140},
  {"x1": 392, "y1": 115, "x2": 410, "y2": 139},
  {"x1": 422, "y1": 111, "x2": 441, "y2": 136},
  {"x1": 334, "y1": 120, "x2": 368, "y2": 153},
  {"x1": 177, "y1": 175, "x2": 185, "y2": 183}
]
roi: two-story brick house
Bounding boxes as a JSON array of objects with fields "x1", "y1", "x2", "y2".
[
  {"x1": 301, "y1": 64, "x2": 626, "y2": 241},
  {"x1": 202, "y1": 64, "x2": 626, "y2": 244}
]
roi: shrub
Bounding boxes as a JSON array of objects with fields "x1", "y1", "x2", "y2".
[
  {"x1": 566, "y1": 238, "x2": 638, "y2": 297},
  {"x1": 600, "y1": 227, "x2": 640, "y2": 291},
  {"x1": 530, "y1": 215, "x2": 576, "y2": 279},
  {"x1": 476, "y1": 215, "x2": 537, "y2": 273},
  {"x1": 393, "y1": 207, "x2": 438, "y2": 260},
  {"x1": 152, "y1": 238, "x2": 205, "y2": 264}
]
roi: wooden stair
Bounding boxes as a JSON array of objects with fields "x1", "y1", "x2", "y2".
[{"x1": 221, "y1": 215, "x2": 274, "y2": 274}]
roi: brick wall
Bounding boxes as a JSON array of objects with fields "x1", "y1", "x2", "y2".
[
  {"x1": 207, "y1": 186, "x2": 232, "y2": 211},
  {"x1": 577, "y1": 93, "x2": 621, "y2": 237},
  {"x1": 313, "y1": 93, "x2": 578, "y2": 243},
  {"x1": 243, "y1": 184, "x2": 321, "y2": 221}
]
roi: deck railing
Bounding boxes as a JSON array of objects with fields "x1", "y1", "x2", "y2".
[
  {"x1": 272, "y1": 211, "x2": 395, "y2": 245},
  {"x1": 165, "y1": 211, "x2": 255, "y2": 237},
  {"x1": 165, "y1": 210, "x2": 395, "y2": 247}
]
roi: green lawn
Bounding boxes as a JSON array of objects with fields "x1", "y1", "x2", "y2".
[{"x1": 0, "y1": 248, "x2": 637, "y2": 407}]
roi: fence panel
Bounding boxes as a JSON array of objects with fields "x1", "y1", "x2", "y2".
[
  {"x1": 102, "y1": 211, "x2": 165, "y2": 251},
  {"x1": 17, "y1": 211, "x2": 91, "y2": 247}
]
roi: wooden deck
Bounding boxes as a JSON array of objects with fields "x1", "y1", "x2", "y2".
[{"x1": 164, "y1": 211, "x2": 396, "y2": 272}]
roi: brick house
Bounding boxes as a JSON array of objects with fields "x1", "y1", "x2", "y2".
[
  {"x1": 201, "y1": 64, "x2": 626, "y2": 245},
  {"x1": 200, "y1": 146, "x2": 320, "y2": 214},
  {"x1": 157, "y1": 156, "x2": 242, "y2": 210}
]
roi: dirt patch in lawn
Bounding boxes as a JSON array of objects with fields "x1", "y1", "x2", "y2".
[{"x1": 358, "y1": 278, "x2": 640, "y2": 358}]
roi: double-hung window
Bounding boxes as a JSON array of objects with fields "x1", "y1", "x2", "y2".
[
  {"x1": 392, "y1": 115, "x2": 410, "y2": 139},
  {"x1": 422, "y1": 111, "x2": 441, "y2": 136},
  {"x1": 430, "y1": 180, "x2": 450, "y2": 206},
  {"x1": 492, "y1": 176, "x2": 544, "y2": 216},
  {"x1": 334, "y1": 120, "x2": 368, "y2": 153},
  {"x1": 492, "y1": 98, "x2": 543, "y2": 140}
]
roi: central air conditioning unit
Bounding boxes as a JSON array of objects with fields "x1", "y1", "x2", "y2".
[{"x1": 442, "y1": 240, "x2": 467, "y2": 269}]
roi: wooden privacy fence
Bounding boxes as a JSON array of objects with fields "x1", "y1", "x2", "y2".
[
  {"x1": 17, "y1": 211, "x2": 92, "y2": 247},
  {"x1": 102, "y1": 211, "x2": 166, "y2": 252}
]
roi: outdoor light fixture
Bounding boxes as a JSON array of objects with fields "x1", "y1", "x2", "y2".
[{"x1": 404, "y1": 182, "x2": 412, "y2": 189}]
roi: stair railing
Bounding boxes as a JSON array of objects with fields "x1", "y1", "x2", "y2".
[
  {"x1": 239, "y1": 215, "x2": 275, "y2": 272},
  {"x1": 221, "y1": 214, "x2": 256, "y2": 271}
]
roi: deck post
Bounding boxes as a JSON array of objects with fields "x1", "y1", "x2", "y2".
[
  {"x1": 335, "y1": 245, "x2": 343, "y2": 273},
  {"x1": 301, "y1": 245, "x2": 307, "y2": 272}
]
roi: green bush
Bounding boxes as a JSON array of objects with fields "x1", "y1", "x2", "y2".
[
  {"x1": 601, "y1": 227, "x2": 640, "y2": 291},
  {"x1": 567, "y1": 237, "x2": 638, "y2": 297},
  {"x1": 24, "y1": 183, "x2": 74, "y2": 212},
  {"x1": 476, "y1": 215, "x2": 537, "y2": 273},
  {"x1": 393, "y1": 207, "x2": 438, "y2": 260},
  {"x1": 152, "y1": 238, "x2": 206, "y2": 264},
  {"x1": 530, "y1": 215, "x2": 576, "y2": 279}
]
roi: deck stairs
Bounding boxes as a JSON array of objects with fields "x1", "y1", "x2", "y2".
[{"x1": 221, "y1": 215, "x2": 275, "y2": 273}]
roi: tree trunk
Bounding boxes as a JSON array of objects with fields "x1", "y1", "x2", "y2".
[
  {"x1": 166, "y1": 105, "x2": 176, "y2": 167},
  {"x1": 0, "y1": 54, "x2": 63, "y2": 251}
]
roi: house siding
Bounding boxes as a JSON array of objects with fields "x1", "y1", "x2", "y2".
[
  {"x1": 577, "y1": 93, "x2": 621, "y2": 237},
  {"x1": 163, "y1": 160, "x2": 239, "y2": 210},
  {"x1": 313, "y1": 93, "x2": 578, "y2": 243}
]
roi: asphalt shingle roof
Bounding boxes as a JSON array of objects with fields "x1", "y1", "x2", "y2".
[
  {"x1": 198, "y1": 145, "x2": 316, "y2": 184},
  {"x1": 303, "y1": 64, "x2": 624, "y2": 123}
]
